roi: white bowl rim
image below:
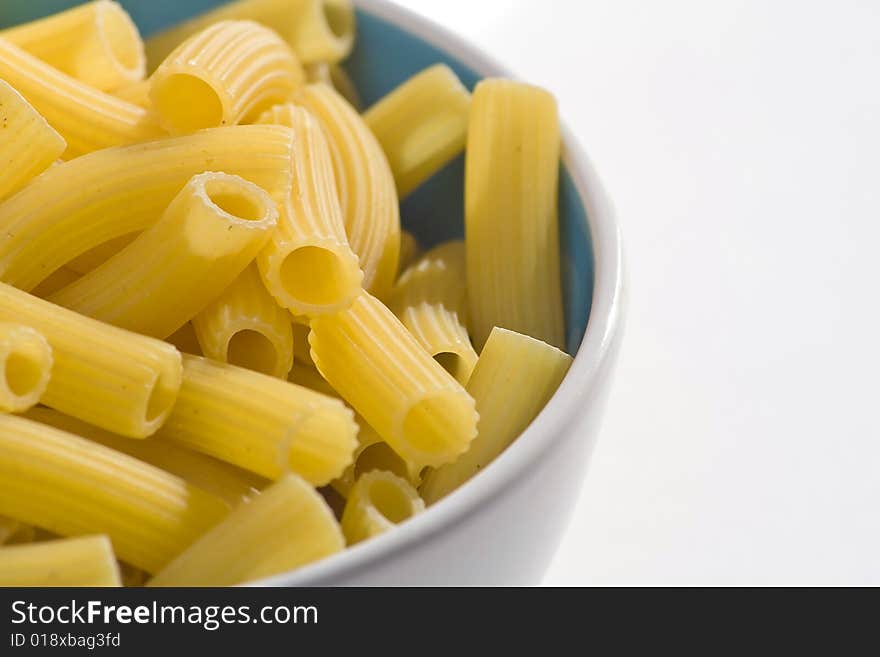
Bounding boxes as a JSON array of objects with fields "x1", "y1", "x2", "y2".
[{"x1": 256, "y1": 0, "x2": 624, "y2": 586}]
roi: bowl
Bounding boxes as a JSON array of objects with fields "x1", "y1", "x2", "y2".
[{"x1": 4, "y1": 0, "x2": 625, "y2": 585}]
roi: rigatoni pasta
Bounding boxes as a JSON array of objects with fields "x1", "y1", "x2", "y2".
[
  {"x1": 0, "y1": 535, "x2": 121, "y2": 587},
  {"x1": 150, "y1": 20, "x2": 304, "y2": 134},
  {"x1": 0, "y1": 414, "x2": 228, "y2": 573},
  {"x1": 0, "y1": 80, "x2": 66, "y2": 202},
  {"x1": 0, "y1": 323, "x2": 52, "y2": 413},
  {"x1": 0, "y1": 0, "x2": 145, "y2": 92},
  {"x1": 0, "y1": 38, "x2": 158, "y2": 158},
  {"x1": 389, "y1": 240, "x2": 477, "y2": 385},
  {"x1": 193, "y1": 264, "x2": 294, "y2": 378},
  {"x1": 145, "y1": 0, "x2": 355, "y2": 69},
  {"x1": 341, "y1": 470, "x2": 424, "y2": 545},
  {"x1": 292, "y1": 84, "x2": 400, "y2": 299},
  {"x1": 155, "y1": 354, "x2": 357, "y2": 485},
  {"x1": 0, "y1": 125, "x2": 294, "y2": 292},
  {"x1": 255, "y1": 104, "x2": 363, "y2": 316},
  {"x1": 465, "y1": 79, "x2": 565, "y2": 350},
  {"x1": 0, "y1": 2, "x2": 578, "y2": 586},
  {"x1": 0, "y1": 283, "x2": 181, "y2": 439},
  {"x1": 421, "y1": 327, "x2": 572, "y2": 504},
  {"x1": 25, "y1": 407, "x2": 264, "y2": 507},
  {"x1": 310, "y1": 291, "x2": 478, "y2": 468},
  {"x1": 148, "y1": 474, "x2": 343, "y2": 587},
  {"x1": 365, "y1": 64, "x2": 471, "y2": 198},
  {"x1": 50, "y1": 172, "x2": 278, "y2": 339}
]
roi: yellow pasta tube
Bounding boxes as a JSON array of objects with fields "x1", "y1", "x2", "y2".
[
  {"x1": 341, "y1": 470, "x2": 424, "y2": 545},
  {"x1": 365, "y1": 65, "x2": 471, "y2": 198},
  {"x1": 0, "y1": 80, "x2": 66, "y2": 203},
  {"x1": 0, "y1": 1, "x2": 145, "y2": 92},
  {"x1": 0, "y1": 323, "x2": 52, "y2": 413},
  {"x1": 389, "y1": 240, "x2": 477, "y2": 385},
  {"x1": 150, "y1": 20, "x2": 304, "y2": 134},
  {"x1": 254, "y1": 104, "x2": 363, "y2": 316},
  {"x1": 0, "y1": 414, "x2": 228, "y2": 573},
  {"x1": 192, "y1": 264, "x2": 293, "y2": 378},
  {"x1": 50, "y1": 172, "x2": 278, "y2": 339},
  {"x1": 24, "y1": 407, "x2": 264, "y2": 507},
  {"x1": 155, "y1": 354, "x2": 357, "y2": 485},
  {"x1": 149, "y1": 473, "x2": 343, "y2": 586},
  {"x1": 305, "y1": 62, "x2": 362, "y2": 110},
  {"x1": 0, "y1": 283, "x2": 181, "y2": 439},
  {"x1": 0, "y1": 535, "x2": 121, "y2": 587},
  {"x1": 310, "y1": 292, "x2": 477, "y2": 468},
  {"x1": 398, "y1": 230, "x2": 422, "y2": 275},
  {"x1": 420, "y1": 327, "x2": 573, "y2": 504},
  {"x1": 465, "y1": 79, "x2": 565, "y2": 350},
  {"x1": 0, "y1": 124, "x2": 294, "y2": 292},
  {"x1": 146, "y1": 0, "x2": 355, "y2": 69},
  {"x1": 0, "y1": 38, "x2": 158, "y2": 158},
  {"x1": 112, "y1": 79, "x2": 150, "y2": 107},
  {"x1": 292, "y1": 84, "x2": 400, "y2": 299}
]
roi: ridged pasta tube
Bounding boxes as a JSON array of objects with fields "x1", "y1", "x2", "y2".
[
  {"x1": 112, "y1": 79, "x2": 150, "y2": 107},
  {"x1": 148, "y1": 474, "x2": 344, "y2": 586},
  {"x1": 0, "y1": 38, "x2": 158, "y2": 158},
  {"x1": 0, "y1": 125, "x2": 294, "y2": 292},
  {"x1": 150, "y1": 20, "x2": 304, "y2": 134},
  {"x1": 0, "y1": 283, "x2": 181, "y2": 439},
  {"x1": 0, "y1": 80, "x2": 66, "y2": 202},
  {"x1": 389, "y1": 240, "x2": 477, "y2": 385},
  {"x1": 0, "y1": 323, "x2": 52, "y2": 413},
  {"x1": 310, "y1": 292, "x2": 478, "y2": 468},
  {"x1": 0, "y1": 535, "x2": 122, "y2": 587},
  {"x1": 332, "y1": 429, "x2": 423, "y2": 498},
  {"x1": 292, "y1": 84, "x2": 400, "y2": 299},
  {"x1": 0, "y1": 1, "x2": 145, "y2": 92},
  {"x1": 25, "y1": 407, "x2": 264, "y2": 507},
  {"x1": 0, "y1": 414, "x2": 228, "y2": 573},
  {"x1": 365, "y1": 64, "x2": 471, "y2": 198},
  {"x1": 254, "y1": 104, "x2": 363, "y2": 316},
  {"x1": 146, "y1": 0, "x2": 355, "y2": 69},
  {"x1": 421, "y1": 327, "x2": 573, "y2": 504},
  {"x1": 50, "y1": 172, "x2": 278, "y2": 339},
  {"x1": 291, "y1": 319, "x2": 316, "y2": 367},
  {"x1": 154, "y1": 354, "x2": 357, "y2": 485},
  {"x1": 341, "y1": 470, "x2": 424, "y2": 545},
  {"x1": 465, "y1": 79, "x2": 565, "y2": 350},
  {"x1": 193, "y1": 264, "x2": 293, "y2": 378}
]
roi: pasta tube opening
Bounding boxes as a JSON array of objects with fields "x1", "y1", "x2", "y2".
[
  {"x1": 96, "y1": 1, "x2": 145, "y2": 83},
  {"x1": 279, "y1": 244, "x2": 361, "y2": 308},
  {"x1": 150, "y1": 20, "x2": 304, "y2": 135},
  {"x1": 49, "y1": 172, "x2": 278, "y2": 340},
  {"x1": 433, "y1": 352, "x2": 471, "y2": 383},
  {"x1": 340, "y1": 470, "x2": 424, "y2": 545},
  {"x1": 144, "y1": 369, "x2": 180, "y2": 425},
  {"x1": 366, "y1": 475, "x2": 420, "y2": 524},
  {"x1": 0, "y1": 325, "x2": 52, "y2": 412},
  {"x1": 151, "y1": 74, "x2": 223, "y2": 133},
  {"x1": 226, "y1": 329, "x2": 279, "y2": 375},
  {"x1": 0, "y1": 0, "x2": 146, "y2": 92}
]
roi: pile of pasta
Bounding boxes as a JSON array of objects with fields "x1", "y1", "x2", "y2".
[{"x1": 0, "y1": 0, "x2": 573, "y2": 587}]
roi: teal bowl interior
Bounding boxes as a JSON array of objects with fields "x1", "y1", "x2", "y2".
[{"x1": 0, "y1": 0, "x2": 594, "y2": 353}]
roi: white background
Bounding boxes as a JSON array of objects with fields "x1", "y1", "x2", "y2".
[{"x1": 396, "y1": 0, "x2": 880, "y2": 585}]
